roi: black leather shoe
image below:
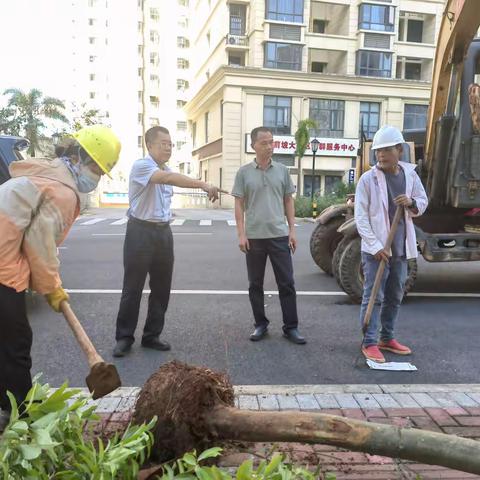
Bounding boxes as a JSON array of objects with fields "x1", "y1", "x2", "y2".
[
  {"x1": 283, "y1": 328, "x2": 306, "y2": 345},
  {"x1": 141, "y1": 338, "x2": 171, "y2": 351},
  {"x1": 250, "y1": 326, "x2": 268, "y2": 341},
  {"x1": 113, "y1": 339, "x2": 133, "y2": 357}
]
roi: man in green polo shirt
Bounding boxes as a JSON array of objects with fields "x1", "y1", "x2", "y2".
[{"x1": 232, "y1": 126, "x2": 306, "y2": 344}]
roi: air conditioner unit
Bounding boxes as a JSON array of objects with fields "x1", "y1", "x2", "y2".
[{"x1": 228, "y1": 35, "x2": 238, "y2": 45}]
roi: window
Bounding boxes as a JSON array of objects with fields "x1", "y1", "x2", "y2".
[
  {"x1": 360, "y1": 102, "x2": 380, "y2": 139},
  {"x1": 311, "y1": 62, "x2": 327, "y2": 73},
  {"x1": 228, "y1": 53, "x2": 244, "y2": 66},
  {"x1": 89, "y1": 92, "x2": 95, "y2": 99},
  {"x1": 150, "y1": 8, "x2": 159, "y2": 21},
  {"x1": 138, "y1": 45, "x2": 144, "y2": 55},
  {"x1": 399, "y1": 14, "x2": 423, "y2": 43},
  {"x1": 303, "y1": 175, "x2": 321, "y2": 197},
  {"x1": 150, "y1": 96, "x2": 159, "y2": 108},
  {"x1": 357, "y1": 50, "x2": 392, "y2": 78},
  {"x1": 266, "y1": 0, "x2": 304, "y2": 23},
  {"x1": 178, "y1": 17, "x2": 188, "y2": 28},
  {"x1": 204, "y1": 112, "x2": 209, "y2": 143},
  {"x1": 192, "y1": 122, "x2": 197, "y2": 147},
  {"x1": 403, "y1": 104, "x2": 428, "y2": 130},
  {"x1": 230, "y1": 4, "x2": 246, "y2": 35},
  {"x1": 405, "y1": 60, "x2": 421, "y2": 80},
  {"x1": 177, "y1": 36, "x2": 189, "y2": 48},
  {"x1": 137, "y1": 136, "x2": 143, "y2": 148},
  {"x1": 324, "y1": 175, "x2": 343, "y2": 195},
  {"x1": 150, "y1": 30, "x2": 159, "y2": 43},
  {"x1": 88, "y1": 0, "x2": 96, "y2": 6},
  {"x1": 150, "y1": 52, "x2": 158, "y2": 66},
  {"x1": 137, "y1": 21, "x2": 143, "y2": 33},
  {"x1": 263, "y1": 96, "x2": 291, "y2": 134},
  {"x1": 89, "y1": 73, "x2": 95, "y2": 81},
  {"x1": 89, "y1": 55, "x2": 96, "y2": 62},
  {"x1": 312, "y1": 19, "x2": 327, "y2": 33},
  {"x1": 177, "y1": 121, "x2": 187, "y2": 131},
  {"x1": 177, "y1": 58, "x2": 189, "y2": 69},
  {"x1": 176, "y1": 140, "x2": 187, "y2": 150},
  {"x1": 264, "y1": 42, "x2": 302, "y2": 71},
  {"x1": 89, "y1": 37, "x2": 96, "y2": 44},
  {"x1": 88, "y1": 18, "x2": 95, "y2": 26},
  {"x1": 178, "y1": 0, "x2": 188, "y2": 5},
  {"x1": 138, "y1": 113, "x2": 143, "y2": 124},
  {"x1": 273, "y1": 154, "x2": 295, "y2": 167},
  {"x1": 177, "y1": 79, "x2": 189, "y2": 91},
  {"x1": 150, "y1": 117, "x2": 159, "y2": 126},
  {"x1": 138, "y1": 91, "x2": 143, "y2": 102},
  {"x1": 309, "y1": 99, "x2": 344, "y2": 138},
  {"x1": 177, "y1": 100, "x2": 187, "y2": 108},
  {"x1": 137, "y1": 67, "x2": 143, "y2": 77},
  {"x1": 358, "y1": 4, "x2": 394, "y2": 32},
  {"x1": 150, "y1": 74, "x2": 159, "y2": 86}
]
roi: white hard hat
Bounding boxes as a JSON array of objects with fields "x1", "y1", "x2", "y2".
[{"x1": 371, "y1": 125, "x2": 405, "y2": 150}]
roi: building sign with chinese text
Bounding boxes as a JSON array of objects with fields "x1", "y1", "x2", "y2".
[{"x1": 245, "y1": 134, "x2": 359, "y2": 157}]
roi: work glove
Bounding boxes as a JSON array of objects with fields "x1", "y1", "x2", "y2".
[{"x1": 45, "y1": 287, "x2": 69, "y2": 312}]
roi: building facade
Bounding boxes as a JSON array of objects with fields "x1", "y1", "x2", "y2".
[
  {"x1": 185, "y1": 0, "x2": 444, "y2": 207},
  {"x1": 68, "y1": 0, "x2": 193, "y2": 205}
]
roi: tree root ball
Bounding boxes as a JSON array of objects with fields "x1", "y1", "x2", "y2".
[{"x1": 133, "y1": 360, "x2": 235, "y2": 460}]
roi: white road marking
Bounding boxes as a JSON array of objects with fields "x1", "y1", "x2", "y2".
[
  {"x1": 199, "y1": 220, "x2": 212, "y2": 226},
  {"x1": 171, "y1": 219, "x2": 186, "y2": 226},
  {"x1": 63, "y1": 289, "x2": 480, "y2": 298},
  {"x1": 79, "y1": 218, "x2": 106, "y2": 225},
  {"x1": 91, "y1": 233, "x2": 212, "y2": 236},
  {"x1": 110, "y1": 217, "x2": 128, "y2": 225},
  {"x1": 227, "y1": 220, "x2": 236, "y2": 226}
]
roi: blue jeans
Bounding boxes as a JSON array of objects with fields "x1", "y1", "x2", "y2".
[{"x1": 359, "y1": 253, "x2": 407, "y2": 347}]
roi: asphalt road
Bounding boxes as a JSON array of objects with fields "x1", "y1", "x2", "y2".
[{"x1": 28, "y1": 208, "x2": 480, "y2": 388}]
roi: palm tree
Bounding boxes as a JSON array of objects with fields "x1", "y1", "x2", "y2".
[
  {"x1": 3, "y1": 88, "x2": 68, "y2": 155},
  {"x1": 294, "y1": 118, "x2": 317, "y2": 196}
]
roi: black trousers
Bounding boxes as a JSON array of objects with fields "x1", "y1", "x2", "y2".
[
  {"x1": 245, "y1": 236, "x2": 298, "y2": 331},
  {"x1": 0, "y1": 284, "x2": 32, "y2": 411},
  {"x1": 115, "y1": 218, "x2": 174, "y2": 343}
]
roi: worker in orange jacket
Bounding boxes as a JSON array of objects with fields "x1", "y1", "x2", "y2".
[{"x1": 0, "y1": 125, "x2": 121, "y2": 420}]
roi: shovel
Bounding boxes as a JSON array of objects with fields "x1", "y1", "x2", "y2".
[{"x1": 60, "y1": 301, "x2": 121, "y2": 399}]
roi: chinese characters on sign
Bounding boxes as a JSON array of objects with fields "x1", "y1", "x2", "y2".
[{"x1": 245, "y1": 135, "x2": 359, "y2": 157}]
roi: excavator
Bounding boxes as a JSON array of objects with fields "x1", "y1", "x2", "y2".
[{"x1": 309, "y1": 0, "x2": 480, "y2": 302}]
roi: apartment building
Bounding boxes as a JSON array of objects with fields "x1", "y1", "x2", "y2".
[
  {"x1": 68, "y1": 0, "x2": 193, "y2": 205},
  {"x1": 185, "y1": 0, "x2": 444, "y2": 207}
]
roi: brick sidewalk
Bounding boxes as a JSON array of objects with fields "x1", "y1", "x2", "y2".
[{"x1": 86, "y1": 385, "x2": 480, "y2": 479}]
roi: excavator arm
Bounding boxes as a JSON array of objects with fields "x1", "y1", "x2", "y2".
[{"x1": 425, "y1": 0, "x2": 480, "y2": 202}]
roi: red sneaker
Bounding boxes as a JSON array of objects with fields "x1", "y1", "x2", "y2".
[
  {"x1": 362, "y1": 345, "x2": 385, "y2": 363},
  {"x1": 378, "y1": 339, "x2": 412, "y2": 355}
]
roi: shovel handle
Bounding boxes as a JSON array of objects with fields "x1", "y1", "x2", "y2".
[
  {"x1": 362, "y1": 206, "x2": 404, "y2": 333},
  {"x1": 60, "y1": 301, "x2": 104, "y2": 367}
]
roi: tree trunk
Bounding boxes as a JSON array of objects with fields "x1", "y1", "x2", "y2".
[
  {"x1": 207, "y1": 406, "x2": 480, "y2": 475},
  {"x1": 297, "y1": 155, "x2": 303, "y2": 196}
]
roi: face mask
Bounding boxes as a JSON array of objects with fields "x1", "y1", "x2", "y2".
[{"x1": 75, "y1": 163, "x2": 101, "y2": 193}]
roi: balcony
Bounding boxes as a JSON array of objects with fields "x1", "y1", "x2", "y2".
[
  {"x1": 225, "y1": 34, "x2": 249, "y2": 49},
  {"x1": 308, "y1": 48, "x2": 347, "y2": 75},
  {"x1": 309, "y1": 1, "x2": 350, "y2": 36},
  {"x1": 396, "y1": 57, "x2": 432, "y2": 82}
]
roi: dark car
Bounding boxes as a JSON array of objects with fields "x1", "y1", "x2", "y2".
[{"x1": 0, "y1": 135, "x2": 30, "y2": 185}]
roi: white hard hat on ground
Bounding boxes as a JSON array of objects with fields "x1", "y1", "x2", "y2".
[{"x1": 371, "y1": 125, "x2": 405, "y2": 150}]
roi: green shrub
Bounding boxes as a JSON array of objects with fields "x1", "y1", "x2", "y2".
[
  {"x1": 154, "y1": 447, "x2": 335, "y2": 480},
  {"x1": 0, "y1": 380, "x2": 155, "y2": 479},
  {"x1": 294, "y1": 182, "x2": 355, "y2": 218}
]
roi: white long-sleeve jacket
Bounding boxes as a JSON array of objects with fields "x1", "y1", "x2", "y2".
[{"x1": 354, "y1": 162, "x2": 428, "y2": 259}]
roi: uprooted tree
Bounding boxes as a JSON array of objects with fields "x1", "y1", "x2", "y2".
[{"x1": 133, "y1": 360, "x2": 480, "y2": 475}]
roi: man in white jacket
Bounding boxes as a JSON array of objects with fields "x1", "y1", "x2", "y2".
[{"x1": 355, "y1": 125, "x2": 428, "y2": 363}]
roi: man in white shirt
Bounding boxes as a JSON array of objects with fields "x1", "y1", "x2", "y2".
[{"x1": 355, "y1": 125, "x2": 428, "y2": 363}]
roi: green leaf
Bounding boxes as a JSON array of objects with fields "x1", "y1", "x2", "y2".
[
  {"x1": 264, "y1": 453, "x2": 282, "y2": 475},
  {"x1": 195, "y1": 465, "x2": 215, "y2": 480},
  {"x1": 19, "y1": 444, "x2": 42, "y2": 460},
  {"x1": 198, "y1": 447, "x2": 223, "y2": 462},
  {"x1": 236, "y1": 459, "x2": 253, "y2": 480}
]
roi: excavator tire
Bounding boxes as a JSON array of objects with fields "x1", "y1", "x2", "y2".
[
  {"x1": 336, "y1": 236, "x2": 418, "y2": 304},
  {"x1": 309, "y1": 217, "x2": 345, "y2": 275},
  {"x1": 332, "y1": 236, "x2": 352, "y2": 290}
]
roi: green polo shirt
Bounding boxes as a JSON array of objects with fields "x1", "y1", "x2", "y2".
[{"x1": 232, "y1": 160, "x2": 296, "y2": 239}]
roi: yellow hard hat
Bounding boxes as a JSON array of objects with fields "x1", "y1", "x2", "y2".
[{"x1": 73, "y1": 125, "x2": 121, "y2": 177}]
